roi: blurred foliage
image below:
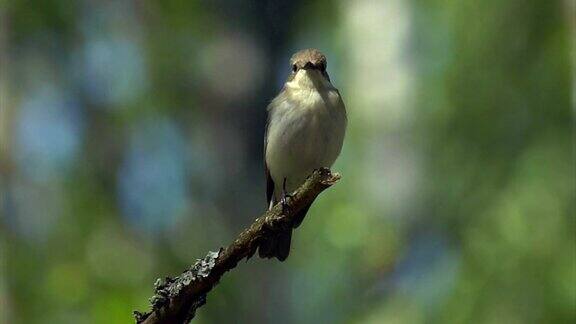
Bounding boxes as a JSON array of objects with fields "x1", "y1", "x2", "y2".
[{"x1": 0, "y1": 0, "x2": 574, "y2": 323}]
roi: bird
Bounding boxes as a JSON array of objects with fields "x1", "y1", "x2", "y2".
[{"x1": 259, "y1": 49, "x2": 347, "y2": 261}]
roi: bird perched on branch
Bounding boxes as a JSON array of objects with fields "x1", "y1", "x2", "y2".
[{"x1": 259, "y1": 49, "x2": 347, "y2": 261}]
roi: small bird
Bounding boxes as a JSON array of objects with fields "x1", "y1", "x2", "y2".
[{"x1": 259, "y1": 49, "x2": 347, "y2": 261}]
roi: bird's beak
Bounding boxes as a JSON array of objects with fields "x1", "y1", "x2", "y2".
[
  {"x1": 303, "y1": 62, "x2": 315, "y2": 70},
  {"x1": 302, "y1": 62, "x2": 323, "y2": 71}
]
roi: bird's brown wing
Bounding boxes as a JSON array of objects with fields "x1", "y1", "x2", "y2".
[
  {"x1": 265, "y1": 163, "x2": 274, "y2": 208},
  {"x1": 264, "y1": 113, "x2": 275, "y2": 208},
  {"x1": 259, "y1": 93, "x2": 298, "y2": 261}
]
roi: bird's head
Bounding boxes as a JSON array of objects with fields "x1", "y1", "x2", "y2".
[{"x1": 286, "y1": 49, "x2": 332, "y2": 89}]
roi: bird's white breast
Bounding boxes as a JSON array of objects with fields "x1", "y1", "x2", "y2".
[{"x1": 266, "y1": 71, "x2": 346, "y2": 196}]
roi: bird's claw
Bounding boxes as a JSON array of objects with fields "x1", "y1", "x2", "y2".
[
  {"x1": 280, "y1": 177, "x2": 292, "y2": 212},
  {"x1": 280, "y1": 193, "x2": 292, "y2": 212}
]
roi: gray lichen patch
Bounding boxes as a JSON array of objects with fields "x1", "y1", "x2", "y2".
[
  {"x1": 191, "y1": 250, "x2": 219, "y2": 278},
  {"x1": 148, "y1": 250, "x2": 221, "y2": 311}
]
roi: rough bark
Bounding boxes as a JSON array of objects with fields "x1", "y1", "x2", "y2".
[{"x1": 134, "y1": 168, "x2": 341, "y2": 324}]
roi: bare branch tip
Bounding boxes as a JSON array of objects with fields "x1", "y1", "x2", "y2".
[{"x1": 319, "y1": 170, "x2": 341, "y2": 185}]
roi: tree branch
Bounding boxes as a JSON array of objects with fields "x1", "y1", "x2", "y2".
[{"x1": 134, "y1": 168, "x2": 341, "y2": 324}]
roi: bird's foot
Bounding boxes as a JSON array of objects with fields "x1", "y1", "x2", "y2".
[
  {"x1": 281, "y1": 177, "x2": 292, "y2": 213},
  {"x1": 280, "y1": 192, "x2": 292, "y2": 212}
]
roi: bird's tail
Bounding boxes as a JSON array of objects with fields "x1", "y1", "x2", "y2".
[{"x1": 258, "y1": 203, "x2": 311, "y2": 261}]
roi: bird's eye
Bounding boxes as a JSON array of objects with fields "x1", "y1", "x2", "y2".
[{"x1": 292, "y1": 64, "x2": 297, "y2": 72}]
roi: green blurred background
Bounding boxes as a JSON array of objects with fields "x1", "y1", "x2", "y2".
[{"x1": 0, "y1": 0, "x2": 574, "y2": 323}]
